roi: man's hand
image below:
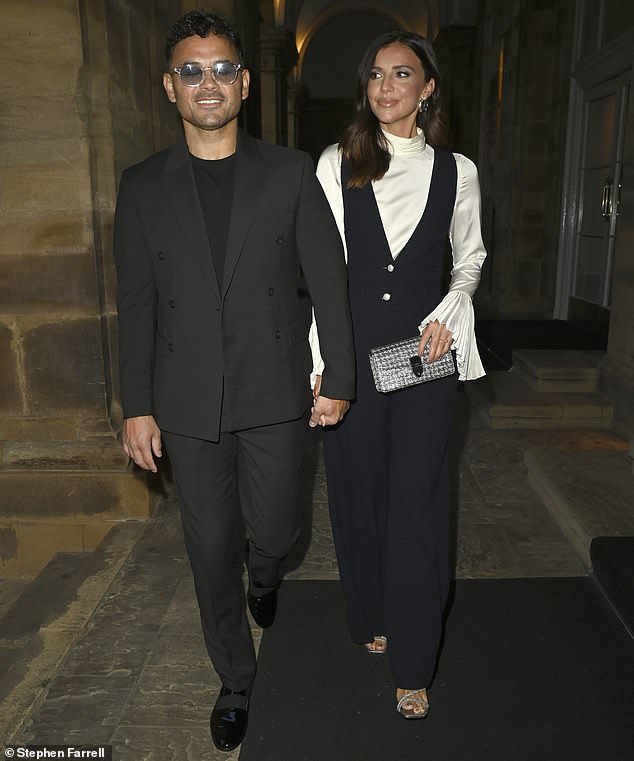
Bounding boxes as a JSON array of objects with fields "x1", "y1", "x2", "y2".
[
  {"x1": 122, "y1": 415, "x2": 162, "y2": 473},
  {"x1": 309, "y1": 395, "x2": 350, "y2": 428}
]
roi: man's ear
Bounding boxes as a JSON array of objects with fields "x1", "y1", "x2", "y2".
[
  {"x1": 241, "y1": 68, "x2": 250, "y2": 101},
  {"x1": 163, "y1": 71, "x2": 176, "y2": 103}
]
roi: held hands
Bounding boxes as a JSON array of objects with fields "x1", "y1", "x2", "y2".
[
  {"x1": 122, "y1": 415, "x2": 162, "y2": 472},
  {"x1": 418, "y1": 319, "x2": 453, "y2": 364},
  {"x1": 310, "y1": 375, "x2": 350, "y2": 428}
]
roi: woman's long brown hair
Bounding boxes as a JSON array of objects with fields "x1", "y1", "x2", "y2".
[{"x1": 340, "y1": 30, "x2": 451, "y2": 188}]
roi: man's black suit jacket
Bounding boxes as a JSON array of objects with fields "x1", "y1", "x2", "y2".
[{"x1": 113, "y1": 131, "x2": 355, "y2": 442}]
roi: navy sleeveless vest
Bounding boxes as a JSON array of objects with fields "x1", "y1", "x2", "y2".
[{"x1": 341, "y1": 148, "x2": 457, "y2": 351}]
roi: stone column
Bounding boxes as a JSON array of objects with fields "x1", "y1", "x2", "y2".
[
  {"x1": 433, "y1": 26, "x2": 480, "y2": 161},
  {"x1": 287, "y1": 82, "x2": 307, "y2": 150},
  {"x1": 260, "y1": 25, "x2": 298, "y2": 145}
]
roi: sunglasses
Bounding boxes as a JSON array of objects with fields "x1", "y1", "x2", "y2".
[{"x1": 171, "y1": 61, "x2": 244, "y2": 87}]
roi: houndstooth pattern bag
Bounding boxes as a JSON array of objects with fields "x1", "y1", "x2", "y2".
[{"x1": 369, "y1": 336, "x2": 456, "y2": 393}]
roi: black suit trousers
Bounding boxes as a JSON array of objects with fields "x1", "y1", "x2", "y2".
[{"x1": 162, "y1": 412, "x2": 309, "y2": 692}]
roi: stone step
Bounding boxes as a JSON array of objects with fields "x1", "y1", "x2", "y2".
[
  {"x1": 524, "y1": 446, "x2": 634, "y2": 569},
  {"x1": 0, "y1": 579, "x2": 29, "y2": 619},
  {"x1": 512, "y1": 349, "x2": 604, "y2": 393},
  {"x1": 468, "y1": 371, "x2": 613, "y2": 429},
  {"x1": 0, "y1": 438, "x2": 165, "y2": 577},
  {"x1": 0, "y1": 520, "x2": 144, "y2": 743}
]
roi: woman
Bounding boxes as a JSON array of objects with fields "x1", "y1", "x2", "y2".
[{"x1": 310, "y1": 30, "x2": 487, "y2": 719}]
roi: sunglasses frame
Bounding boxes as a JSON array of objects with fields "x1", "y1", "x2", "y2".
[{"x1": 171, "y1": 62, "x2": 244, "y2": 87}]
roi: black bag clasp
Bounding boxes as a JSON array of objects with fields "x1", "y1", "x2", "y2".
[{"x1": 410, "y1": 355, "x2": 423, "y2": 377}]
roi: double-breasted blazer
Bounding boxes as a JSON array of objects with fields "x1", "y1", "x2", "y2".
[{"x1": 114, "y1": 130, "x2": 355, "y2": 441}]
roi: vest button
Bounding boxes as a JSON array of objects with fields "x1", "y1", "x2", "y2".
[
  {"x1": 157, "y1": 250, "x2": 165, "y2": 260},
  {"x1": 168, "y1": 342, "x2": 175, "y2": 352},
  {"x1": 275, "y1": 330, "x2": 281, "y2": 339},
  {"x1": 387, "y1": 264, "x2": 394, "y2": 272},
  {"x1": 168, "y1": 299, "x2": 175, "y2": 308},
  {"x1": 382, "y1": 293, "x2": 391, "y2": 301},
  {"x1": 275, "y1": 235, "x2": 284, "y2": 245}
]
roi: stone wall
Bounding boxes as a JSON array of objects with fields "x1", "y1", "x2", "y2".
[
  {"x1": 0, "y1": 0, "x2": 182, "y2": 441},
  {"x1": 477, "y1": 0, "x2": 575, "y2": 317},
  {"x1": 0, "y1": 0, "x2": 102, "y2": 439},
  {"x1": 0, "y1": 0, "x2": 182, "y2": 576}
]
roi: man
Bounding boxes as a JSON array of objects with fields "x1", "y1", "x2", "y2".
[{"x1": 113, "y1": 10, "x2": 355, "y2": 753}]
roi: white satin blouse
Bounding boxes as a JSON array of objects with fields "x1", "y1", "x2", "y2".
[{"x1": 310, "y1": 129, "x2": 487, "y2": 382}]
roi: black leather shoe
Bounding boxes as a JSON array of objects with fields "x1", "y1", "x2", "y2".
[
  {"x1": 247, "y1": 587, "x2": 278, "y2": 628},
  {"x1": 210, "y1": 685, "x2": 249, "y2": 752}
]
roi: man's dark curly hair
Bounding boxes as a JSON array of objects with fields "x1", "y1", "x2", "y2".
[{"x1": 164, "y1": 10, "x2": 244, "y2": 69}]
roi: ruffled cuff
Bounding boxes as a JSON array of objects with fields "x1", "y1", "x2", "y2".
[
  {"x1": 418, "y1": 291, "x2": 485, "y2": 381},
  {"x1": 309, "y1": 315, "x2": 325, "y2": 389}
]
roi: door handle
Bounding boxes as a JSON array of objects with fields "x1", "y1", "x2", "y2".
[{"x1": 601, "y1": 176, "x2": 613, "y2": 220}]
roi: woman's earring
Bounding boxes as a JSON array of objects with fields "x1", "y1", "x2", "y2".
[
  {"x1": 423, "y1": 98, "x2": 430, "y2": 111},
  {"x1": 417, "y1": 99, "x2": 424, "y2": 112}
]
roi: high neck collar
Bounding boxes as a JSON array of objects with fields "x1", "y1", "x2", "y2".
[{"x1": 382, "y1": 127, "x2": 426, "y2": 156}]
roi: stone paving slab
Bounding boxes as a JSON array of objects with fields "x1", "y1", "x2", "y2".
[
  {"x1": 111, "y1": 724, "x2": 239, "y2": 761},
  {"x1": 145, "y1": 634, "x2": 210, "y2": 671},
  {"x1": 119, "y1": 665, "x2": 219, "y2": 728},
  {"x1": 451, "y1": 466, "x2": 487, "y2": 503},
  {"x1": 18, "y1": 673, "x2": 139, "y2": 745},
  {"x1": 0, "y1": 521, "x2": 143, "y2": 744}
]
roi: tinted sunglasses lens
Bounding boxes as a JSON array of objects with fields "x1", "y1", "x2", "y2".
[
  {"x1": 213, "y1": 63, "x2": 238, "y2": 84},
  {"x1": 179, "y1": 64, "x2": 203, "y2": 85}
]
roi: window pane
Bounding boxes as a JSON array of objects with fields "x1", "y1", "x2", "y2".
[{"x1": 574, "y1": 237, "x2": 608, "y2": 304}]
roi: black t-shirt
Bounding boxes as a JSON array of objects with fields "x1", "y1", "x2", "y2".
[{"x1": 190, "y1": 153, "x2": 237, "y2": 290}]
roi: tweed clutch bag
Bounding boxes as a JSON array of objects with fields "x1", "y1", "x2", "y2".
[{"x1": 369, "y1": 336, "x2": 456, "y2": 393}]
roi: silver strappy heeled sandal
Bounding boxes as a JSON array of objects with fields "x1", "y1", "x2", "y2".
[
  {"x1": 396, "y1": 688, "x2": 429, "y2": 719},
  {"x1": 364, "y1": 635, "x2": 387, "y2": 654}
]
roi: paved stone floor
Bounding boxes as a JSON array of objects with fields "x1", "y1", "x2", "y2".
[{"x1": 3, "y1": 387, "x2": 626, "y2": 759}]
